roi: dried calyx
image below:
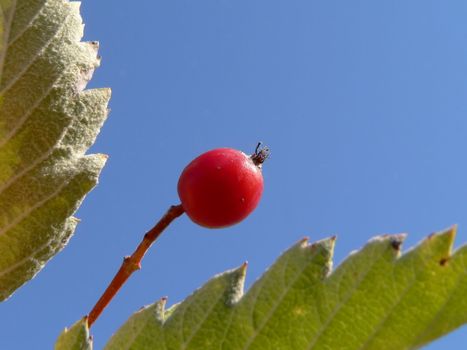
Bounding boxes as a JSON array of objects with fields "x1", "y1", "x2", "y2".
[{"x1": 251, "y1": 142, "x2": 270, "y2": 167}]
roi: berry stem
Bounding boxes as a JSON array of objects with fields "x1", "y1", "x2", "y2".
[{"x1": 87, "y1": 204, "x2": 185, "y2": 328}]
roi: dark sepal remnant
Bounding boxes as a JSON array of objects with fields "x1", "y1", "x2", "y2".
[{"x1": 251, "y1": 142, "x2": 270, "y2": 167}]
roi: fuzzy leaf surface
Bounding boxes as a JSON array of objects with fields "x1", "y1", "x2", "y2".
[
  {"x1": 105, "y1": 227, "x2": 467, "y2": 350},
  {"x1": 0, "y1": 0, "x2": 110, "y2": 300}
]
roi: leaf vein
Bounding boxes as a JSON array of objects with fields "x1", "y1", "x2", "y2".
[
  {"x1": 0, "y1": 54, "x2": 70, "y2": 149},
  {"x1": 180, "y1": 288, "x2": 227, "y2": 350},
  {"x1": 0, "y1": 0, "x2": 18, "y2": 83},
  {"x1": 7, "y1": 0, "x2": 45, "y2": 49},
  {"x1": 0, "y1": 167, "x2": 76, "y2": 238},
  {"x1": 305, "y1": 248, "x2": 386, "y2": 350},
  {"x1": 358, "y1": 260, "x2": 418, "y2": 350},
  {"x1": 0, "y1": 4, "x2": 71, "y2": 94},
  {"x1": 241, "y1": 248, "x2": 319, "y2": 350},
  {"x1": 0, "y1": 237, "x2": 51, "y2": 278},
  {"x1": 411, "y1": 253, "x2": 467, "y2": 347}
]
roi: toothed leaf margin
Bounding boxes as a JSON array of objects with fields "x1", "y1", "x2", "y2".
[
  {"x1": 102, "y1": 228, "x2": 467, "y2": 350},
  {"x1": 0, "y1": 0, "x2": 110, "y2": 300}
]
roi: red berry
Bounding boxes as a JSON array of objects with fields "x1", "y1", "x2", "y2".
[{"x1": 177, "y1": 146, "x2": 269, "y2": 228}]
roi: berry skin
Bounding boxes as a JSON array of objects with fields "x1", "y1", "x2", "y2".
[{"x1": 177, "y1": 147, "x2": 267, "y2": 228}]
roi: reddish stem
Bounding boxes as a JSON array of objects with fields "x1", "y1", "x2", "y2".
[{"x1": 87, "y1": 204, "x2": 185, "y2": 328}]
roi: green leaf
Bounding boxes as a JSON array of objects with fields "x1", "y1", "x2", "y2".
[
  {"x1": 55, "y1": 317, "x2": 92, "y2": 350},
  {"x1": 105, "y1": 227, "x2": 467, "y2": 349},
  {"x1": 0, "y1": 0, "x2": 109, "y2": 300}
]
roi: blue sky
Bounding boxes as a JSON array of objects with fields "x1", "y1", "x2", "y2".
[{"x1": 2, "y1": 1, "x2": 467, "y2": 348}]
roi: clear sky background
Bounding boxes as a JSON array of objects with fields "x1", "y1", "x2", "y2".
[{"x1": 1, "y1": 1, "x2": 467, "y2": 349}]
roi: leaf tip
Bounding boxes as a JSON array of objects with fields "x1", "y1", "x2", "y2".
[
  {"x1": 367, "y1": 233, "x2": 407, "y2": 256},
  {"x1": 225, "y1": 263, "x2": 248, "y2": 306},
  {"x1": 308, "y1": 236, "x2": 337, "y2": 255},
  {"x1": 421, "y1": 225, "x2": 457, "y2": 262},
  {"x1": 297, "y1": 235, "x2": 336, "y2": 251},
  {"x1": 55, "y1": 317, "x2": 92, "y2": 350},
  {"x1": 97, "y1": 153, "x2": 109, "y2": 161},
  {"x1": 70, "y1": 216, "x2": 81, "y2": 224},
  {"x1": 154, "y1": 296, "x2": 168, "y2": 322},
  {"x1": 295, "y1": 236, "x2": 336, "y2": 278},
  {"x1": 426, "y1": 225, "x2": 456, "y2": 241},
  {"x1": 299, "y1": 236, "x2": 310, "y2": 246},
  {"x1": 88, "y1": 40, "x2": 100, "y2": 50},
  {"x1": 389, "y1": 234, "x2": 407, "y2": 251}
]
